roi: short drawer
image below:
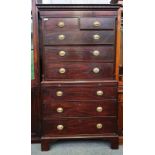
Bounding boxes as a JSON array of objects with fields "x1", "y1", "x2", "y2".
[
  {"x1": 80, "y1": 17, "x2": 115, "y2": 30},
  {"x1": 42, "y1": 117, "x2": 117, "y2": 136},
  {"x1": 44, "y1": 62, "x2": 115, "y2": 80},
  {"x1": 41, "y1": 81, "x2": 117, "y2": 101},
  {"x1": 44, "y1": 46, "x2": 115, "y2": 62},
  {"x1": 43, "y1": 17, "x2": 79, "y2": 32},
  {"x1": 43, "y1": 100, "x2": 117, "y2": 117},
  {"x1": 44, "y1": 31, "x2": 115, "y2": 45}
]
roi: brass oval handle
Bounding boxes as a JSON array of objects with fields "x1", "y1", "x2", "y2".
[
  {"x1": 96, "y1": 123, "x2": 103, "y2": 129},
  {"x1": 59, "y1": 50, "x2": 66, "y2": 56},
  {"x1": 59, "y1": 68, "x2": 66, "y2": 74},
  {"x1": 57, "y1": 125, "x2": 64, "y2": 130},
  {"x1": 96, "y1": 106, "x2": 103, "y2": 112},
  {"x1": 56, "y1": 91, "x2": 63, "y2": 97},
  {"x1": 93, "y1": 50, "x2": 100, "y2": 56},
  {"x1": 93, "y1": 34, "x2": 100, "y2": 40},
  {"x1": 93, "y1": 21, "x2": 101, "y2": 27},
  {"x1": 57, "y1": 107, "x2": 63, "y2": 113},
  {"x1": 58, "y1": 34, "x2": 65, "y2": 40},
  {"x1": 96, "y1": 90, "x2": 103, "y2": 96},
  {"x1": 93, "y1": 67, "x2": 100, "y2": 74},
  {"x1": 58, "y1": 21, "x2": 65, "y2": 28}
]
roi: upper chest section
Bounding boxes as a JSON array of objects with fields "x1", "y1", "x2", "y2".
[{"x1": 37, "y1": 5, "x2": 119, "y2": 45}]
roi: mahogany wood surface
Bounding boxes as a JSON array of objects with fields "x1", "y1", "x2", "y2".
[
  {"x1": 31, "y1": 86, "x2": 41, "y2": 143},
  {"x1": 40, "y1": 10, "x2": 118, "y2": 17},
  {"x1": 31, "y1": 0, "x2": 41, "y2": 143},
  {"x1": 118, "y1": 80, "x2": 123, "y2": 136},
  {"x1": 80, "y1": 17, "x2": 116, "y2": 30},
  {"x1": 115, "y1": 8, "x2": 121, "y2": 81},
  {"x1": 44, "y1": 62, "x2": 115, "y2": 80},
  {"x1": 32, "y1": 0, "x2": 40, "y2": 86},
  {"x1": 37, "y1": 4, "x2": 120, "y2": 10},
  {"x1": 43, "y1": 100, "x2": 117, "y2": 117},
  {"x1": 43, "y1": 17, "x2": 79, "y2": 32},
  {"x1": 42, "y1": 17, "x2": 115, "y2": 31},
  {"x1": 41, "y1": 137, "x2": 118, "y2": 151},
  {"x1": 44, "y1": 31, "x2": 115, "y2": 45},
  {"x1": 44, "y1": 46, "x2": 115, "y2": 62},
  {"x1": 31, "y1": 3, "x2": 122, "y2": 150},
  {"x1": 42, "y1": 117, "x2": 117, "y2": 136},
  {"x1": 41, "y1": 82, "x2": 117, "y2": 101}
]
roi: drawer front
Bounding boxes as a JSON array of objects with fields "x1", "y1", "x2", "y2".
[
  {"x1": 41, "y1": 83, "x2": 117, "y2": 101},
  {"x1": 43, "y1": 17, "x2": 79, "y2": 32},
  {"x1": 44, "y1": 31, "x2": 115, "y2": 45},
  {"x1": 44, "y1": 46, "x2": 115, "y2": 62},
  {"x1": 44, "y1": 62, "x2": 114, "y2": 80},
  {"x1": 80, "y1": 17, "x2": 115, "y2": 30},
  {"x1": 43, "y1": 100, "x2": 117, "y2": 117},
  {"x1": 42, "y1": 117, "x2": 117, "y2": 136}
]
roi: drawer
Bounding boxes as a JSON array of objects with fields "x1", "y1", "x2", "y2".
[
  {"x1": 41, "y1": 81, "x2": 117, "y2": 101},
  {"x1": 43, "y1": 100, "x2": 117, "y2": 117},
  {"x1": 80, "y1": 17, "x2": 115, "y2": 30},
  {"x1": 44, "y1": 46, "x2": 115, "y2": 62},
  {"x1": 43, "y1": 17, "x2": 79, "y2": 32},
  {"x1": 44, "y1": 62, "x2": 114, "y2": 80},
  {"x1": 42, "y1": 117, "x2": 117, "y2": 136},
  {"x1": 44, "y1": 31, "x2": 115, "y2": 45}
]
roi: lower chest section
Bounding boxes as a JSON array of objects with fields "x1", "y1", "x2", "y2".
[{"x1": 41, "y1": 81, "x2": 118, "y2": 136}]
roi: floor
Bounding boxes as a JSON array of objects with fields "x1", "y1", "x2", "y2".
[{"x1": 31, "y1": 140, "x2": 123, "y2": 155}]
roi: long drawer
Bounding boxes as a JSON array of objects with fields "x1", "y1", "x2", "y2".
[
  {"x1": 44, "y1": 62, "x2": 114, "y2": 80},
  {"x1": 44, "y1": 46, "x2": 115, "y2": 62},
  {"x1": 43, "y1": 100, "x2": 117, "y2": 117},
  {"x1": 42, "y1": 117, "x2": 117, "y2": 136},
  {"x1": 44, "y1": 31, "x2": 115, "y2": 45},
  {"x1": 41, "y1": 81, "x2": 117, "y2": 101}
]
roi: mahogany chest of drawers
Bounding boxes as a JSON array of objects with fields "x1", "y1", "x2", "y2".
[{"x1": 37, "y1": 4, "x2": 120, "y2": 151}]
